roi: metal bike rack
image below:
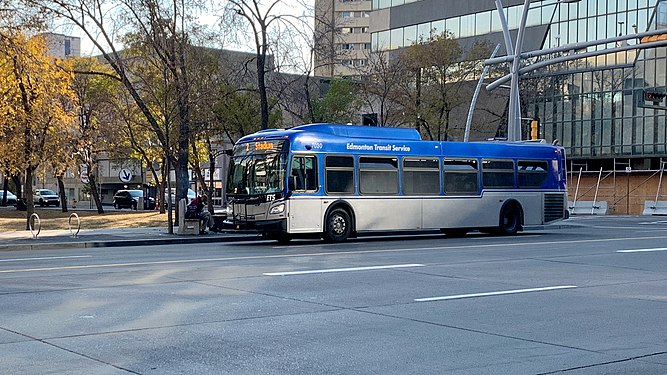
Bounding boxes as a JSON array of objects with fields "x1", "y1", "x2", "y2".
[
  {"x1": 68, "y1": 213, "x2": 81, "y2": 238},
  {"x1": 29, "y1": 213, "x2": 41, "y2": 239}
]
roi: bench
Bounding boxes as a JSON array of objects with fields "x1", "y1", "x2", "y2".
[
  {"x1": 177, "y1": 199, "x2": 202, "y2": 235},
  {"x1": 178, "y1": 218, "x2": 201, "y2": 235}
]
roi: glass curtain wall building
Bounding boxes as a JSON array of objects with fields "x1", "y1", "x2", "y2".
[{"x1": 369, "y1": 0, "x2": 667, "y2": 169}]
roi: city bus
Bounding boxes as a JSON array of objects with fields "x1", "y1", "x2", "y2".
[{"x1": 224, "y1": 123, "x2": 568, "y2": 243}]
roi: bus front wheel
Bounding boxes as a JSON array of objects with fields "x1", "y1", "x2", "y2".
[
  {"x1": 497, "y1": 204, "x2": 522, "y2": 235},
  {"x1": 324, "y1": 208, "x2": 351, "y2": 242}
]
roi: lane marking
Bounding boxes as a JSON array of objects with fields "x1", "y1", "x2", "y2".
[
  {"x1": 415, "y1": 285, "x2": 577, "y2": 302},
  {"x1": 2, "y1": 235, "x2": 667, "y2": 274},
  {"x1": 0, "y1": 255, "x2": 92, "y2": 263},
  {"x1": 263, "y1": 264, "x2": 424, "y2": 276},
  {"x1": 617, "y1": 247, "x2": 667, "y2": 253}
]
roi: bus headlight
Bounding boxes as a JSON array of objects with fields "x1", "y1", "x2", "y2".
[{"x1": 269, "y1": 203, "x2": 285, "y2": 215}]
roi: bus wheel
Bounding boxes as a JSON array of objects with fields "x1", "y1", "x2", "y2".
[
  {"x1": 498, "y1": 204, "x2": 522, "y2": 235},
  {"x1": 324, "y1": 208, "x2": 351, "y2": 242},
  {"x1": 442, "y1": 228, "x2": 468, "y2": 238}
]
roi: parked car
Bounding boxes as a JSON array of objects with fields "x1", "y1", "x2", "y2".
[
  {"x1": 1, "y1": 190, "x2": 17, "y2": 206},
  {"x1": 113, "y1": 190, "x2": 156, "y2": 210},
  {"x1": 163, "y1": 188, "x2": 196, "y2": 207},
  {"x1": 33, "y1": 189, "x2": 60, "y2": 207}
]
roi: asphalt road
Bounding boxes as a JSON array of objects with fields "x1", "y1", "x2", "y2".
[{"x1": 1, "y1": 216, "x2": 666, "y2": 374}]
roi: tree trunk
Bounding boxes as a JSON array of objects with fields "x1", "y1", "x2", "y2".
[
  {"x1": 12, "y1": 175, "x2": 22, "y2": 199},
  {"x1": 57, "y1": 174, "x2": 68, "y2": 213},
  {"x1": 24, "y1": 167, "x2": 35, "y2": 231},
  {"x1": 257, "y1": 53, "x2": 269, "y2": 130},
  {"x1": 87, "y1": 173, "x2": 104, "y2": 214},
  {"x1": 208, "y1": 151, "x2": 215, "y2": 214},
  {"x1": 1, "y1": 175, "x2": 8, "y2": 206}
]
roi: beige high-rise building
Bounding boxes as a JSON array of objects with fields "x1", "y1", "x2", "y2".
[
  {"x1": 314, "y1": 0, "x2": 372, "y2": 77},
  {"x1": 41, "y1": 32, "x2": 81, "y2": 59}
]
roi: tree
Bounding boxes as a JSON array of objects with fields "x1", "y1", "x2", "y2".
[
  {"x1": 68, "y1": 57, "x2": 125, "y2": 213},
  {"x1": 219, "y1": 0, "x2": 311, "y2": 130},
  {"x1": 399, "y1": 32, "x2": 492, "y2": 140},
  {"x1": 0, "y1": 32, "x2": 76, "y2": 228},
  {"x1": 28, "y1": 0, "x2": 204, "y2": 233},
  {"x1": 357, "y1": 50, "x2": 412, "y2": 128},
  {"x1": 311, "y1": 78, "x2": 360, "y2": 123}
]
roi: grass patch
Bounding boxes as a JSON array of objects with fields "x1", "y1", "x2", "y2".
[{"x1": 0, "y1": 208, "x2": 169, "y2": 231}]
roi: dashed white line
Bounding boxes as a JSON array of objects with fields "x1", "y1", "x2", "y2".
[
  {"x1": 617, "y1": 247, "x2": 667, "y2": 253},
  {"x1": 414, "y1": 285, "x2": 577, "y2": 302},
  {"x1": 0, "y1": 255, "x2": 92, "y2": 262},
  {"x1": 263, "y1": 264, "x2": 425, "y2": 276}
]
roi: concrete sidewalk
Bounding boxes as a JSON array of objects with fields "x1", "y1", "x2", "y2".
[{"x1": 0, "y1": 227, "x2": 261, "y2": 251}]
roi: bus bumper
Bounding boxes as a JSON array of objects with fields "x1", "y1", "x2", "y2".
[{"x1": 223, "y1": 218, "x2": 287, "y2": 233}]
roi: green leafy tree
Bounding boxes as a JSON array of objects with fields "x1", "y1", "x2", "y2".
[
  {"x1": 400, "y1": 32, "x2": 492, "y2": 140},
  {"x1": 311, "y1": 78, "x2": 361, "y2": 124}
]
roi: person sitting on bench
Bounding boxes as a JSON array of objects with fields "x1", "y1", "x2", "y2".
[{"x1": 188, "y1": 195, "x2": 213, "y2": 234}]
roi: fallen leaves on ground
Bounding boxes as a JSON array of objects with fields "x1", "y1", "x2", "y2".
[{"x1": 0, "y1": 207, "x2": 169, "y2": 231}]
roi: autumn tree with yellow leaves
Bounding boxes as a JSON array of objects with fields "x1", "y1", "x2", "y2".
[{"x1": 0, "y1": 32, "x2": 76, "y2": 228}]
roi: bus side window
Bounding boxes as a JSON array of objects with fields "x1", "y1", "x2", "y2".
[
  {"x1": 359, "y1": 157, "x2": 398, "y2": 195},
  {"x1": 443, "y1": 159, "x2": 479, "y2": 195},
  {"x1": 325, "y1": 155, "x2": 355, "y2": 194},
  {"x1": 518, "y1": 160, "x2": 548, "y2": 188},
  {"x1": 482, "y1": 159, "x2": 515, "y2": 189},
  {"x1": 290, "y1": 156, "x2": 318, "y2": 192},
  {"x1": 403, "y1": 158, "x2": 440, "y2": 195}
]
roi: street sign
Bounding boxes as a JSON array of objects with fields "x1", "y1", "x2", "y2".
[
  {"x1": 119, "y1": 168, "x2": 133, "y2": 183},
  {"x1": 80, "y1": 164, "x2": 89, "y2": 184}
]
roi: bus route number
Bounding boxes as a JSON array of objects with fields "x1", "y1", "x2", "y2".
[{"x1": 311, "y1": 142, "x2": 323, "y2": 149}]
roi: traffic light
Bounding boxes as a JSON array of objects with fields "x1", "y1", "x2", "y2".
[{"x1": 530, "y1": 118, "x2": 539, "y2": 140}]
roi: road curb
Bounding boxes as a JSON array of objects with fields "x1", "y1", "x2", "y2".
[{"x1": 0, "y1": 234, "x2": 262, "y2": 252}]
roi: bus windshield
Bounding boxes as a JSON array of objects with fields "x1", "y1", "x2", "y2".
[{"x1": 226, "y1": 140, "x2": 288, "y2": 196}]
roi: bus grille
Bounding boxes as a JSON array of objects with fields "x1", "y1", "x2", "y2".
[{"x1": 544, "y1": 194, "x2": 565, "y2": 222}]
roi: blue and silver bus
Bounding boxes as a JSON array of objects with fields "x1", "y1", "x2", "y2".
[{"x1": 225, "y1": 123, "x2": 568, "y2": 243}]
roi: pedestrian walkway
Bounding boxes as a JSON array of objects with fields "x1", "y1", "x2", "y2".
[{"x1": 0, "y1": 227, "x2": 260, "y2": 251}]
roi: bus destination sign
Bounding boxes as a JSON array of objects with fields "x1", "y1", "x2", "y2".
[{"x1": 235, "y1": 140, "x2": 285, "y2": 156}]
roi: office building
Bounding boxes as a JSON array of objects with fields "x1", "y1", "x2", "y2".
[
  {"x1": 315, "y1": 0, "x2": 372, "y2": 77},
  {"x1": 41, "y1": 32, "x2": 81, "y2": 58}
]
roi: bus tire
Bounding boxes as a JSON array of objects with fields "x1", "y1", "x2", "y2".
[
  {"x1": 324, "y1": 208, "x2": 352, "y2": 242},
  {"x1": 497, "y1": 203, "x2": 522, "y2": 235}
]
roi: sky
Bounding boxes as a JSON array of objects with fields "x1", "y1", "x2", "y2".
[{"x1": 61, "y1": 1, "x2": 314, "y2": 73}]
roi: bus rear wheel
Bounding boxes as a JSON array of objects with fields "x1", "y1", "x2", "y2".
[
  {"x1": 324, "y1": 208, "x2": 351, "y2": 242},
  {"x1": 497, "y1": 204, "x2": 522, "y2": 235}
]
